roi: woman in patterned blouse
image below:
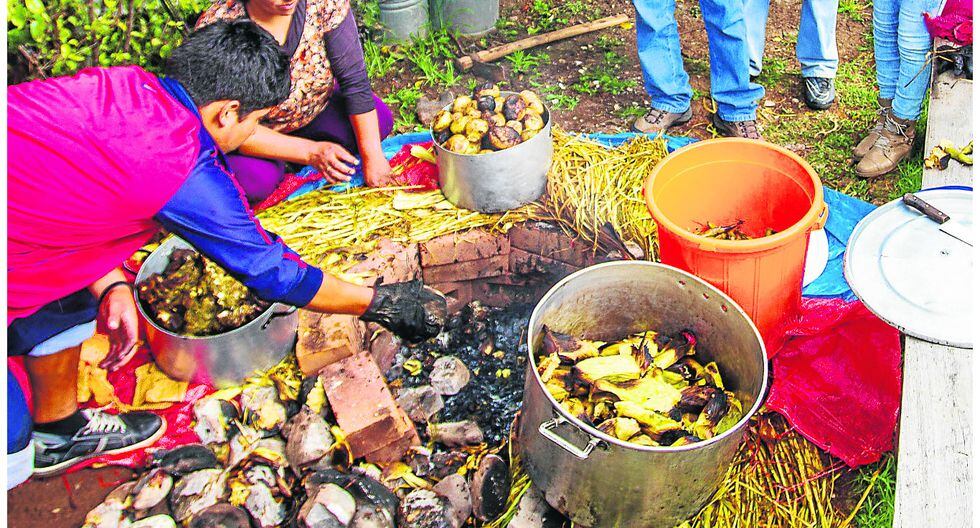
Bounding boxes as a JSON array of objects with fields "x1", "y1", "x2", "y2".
[{"x1": 197, "y1": 0, "x2": 394, "y2": 204}]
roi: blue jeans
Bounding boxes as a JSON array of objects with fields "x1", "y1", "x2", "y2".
[
  {"x1": 634, "y1": 0, "x2": 763, "y2": 122},
  {"x1": 744, "y1": 0, "x2": 839, "y2": 78},
  {"x1": 874, "y1": 0, "x2": 942, "y2": 120}
]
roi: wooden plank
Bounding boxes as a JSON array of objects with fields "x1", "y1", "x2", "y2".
[
  {"x1": 892, "y1": 39, "x2": 973, "y2": 528},
  {"x1": 892, "y1": 339, "x2": 972, "y2": 528}
]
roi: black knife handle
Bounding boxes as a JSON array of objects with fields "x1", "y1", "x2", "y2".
[{"x1": 903, "y1": 193, "x2": 950, "y2": 224}]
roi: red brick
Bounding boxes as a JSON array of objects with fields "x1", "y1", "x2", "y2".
[
  {"x1": 422, "y1": 254, "x2": 509, "y2": 284},
  {"x1": 419, "y1": 229, "x2": 510, "y2": 267},
  {"x1": 366, "y1": 324, "x2": 401, "y2": 373},
  {"x1": 296, "y1": 311, "x2": 366, "y2": 376},
  {"x1": 509, "y1": 248, "x2": 581, "y2": 278},
  {"x1": 348, "y1": 238, "x2": 421, "y2": 284},
  {"x1": 321, "y1": 351, "x2": 403, "y2": 457},
  {"x1": 509, "y1": 222, "x2": 598, "y2": 268},
  {"x1": 363, "y1": 415, "x2": 421, "y2": 465}
]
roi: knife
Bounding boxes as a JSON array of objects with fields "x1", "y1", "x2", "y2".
[{"x1": 902, "y1": 193, "x2": 973, "y2": 246}]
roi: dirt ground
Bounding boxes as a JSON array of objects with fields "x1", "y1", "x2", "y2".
[{"x1": 6, "y1": 2, "x2": 894, "y2": 526}]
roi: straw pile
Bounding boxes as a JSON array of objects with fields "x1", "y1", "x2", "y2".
[
  {"x1": 536, "y1": 129, "x2": 669, "y2": 259},
  {"x1": 256, "y1": 186, "x2": 540, "y2": 270}
]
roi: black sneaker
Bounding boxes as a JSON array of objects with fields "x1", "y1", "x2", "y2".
[
  {"x1": 33, "y1": 409, "x2": 165, "y2": 477},
  {"x1": 803, "y1": 77, "x2": 836, "y2": 110}
]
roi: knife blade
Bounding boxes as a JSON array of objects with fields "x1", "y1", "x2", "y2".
[{"x1": 902, "y1": 193, "x2": 973, "y2": 246}]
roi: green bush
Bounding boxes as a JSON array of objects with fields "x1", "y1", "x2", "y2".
[{"x1": 8, "y1": 0, "x2": 212, "y2": 82}]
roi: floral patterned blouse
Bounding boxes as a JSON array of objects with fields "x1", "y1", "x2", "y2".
[{"x1": 198, "y1": 0, "x2": 351, "y2": 132}]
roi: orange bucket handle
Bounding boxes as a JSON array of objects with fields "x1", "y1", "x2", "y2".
[{"x1": 813, "y1": 203, "x2": 829, "y2": 231}]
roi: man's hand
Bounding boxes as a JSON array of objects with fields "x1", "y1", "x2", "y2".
[
  {"x1": 99, "y1": 285, "x2": 140, "y2": 371},
  {"x1": 306, "y1": 141, "x2": 359, "y2": 183},
  {"x1": 359, "y1": 279, "x2": 448, "y2": 343},
  {"x1": 363, "y1": 155, "x2": 394, "y2": 188}
]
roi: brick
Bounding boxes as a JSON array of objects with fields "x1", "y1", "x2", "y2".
[
  {"x1": 509, "y1": 248, "x2": 581, "y2": 278},
  {"x1": 364, "y1": 425, "x2": 421, "y2": 465},
  {"x1": 472, "y1": 279, "x2": 547, "y2": 308},
  {"x1": 366, "y1": 323, "x2": 401, "y2": 373},
  {"x1": 321, "y1": 351, "x2": 404, "y2": 458},
  {"x1": 419, "y1": 229, "x2": 510, "y2": 267},
  {"x1": 422, "y1": 254, "x2": 509, "y2": 284},
  {"x1": 509, "y1": 222, "x2": 598, "y2": 268},
  {"x1": 296, "y1": 310, "x2": 366, "y2": 376},
  {"x1": 347, "y1": 238, "x2": 421, "y2": 284}
]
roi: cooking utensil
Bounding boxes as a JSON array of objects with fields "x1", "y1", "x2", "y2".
[
  {"x1": 518, "y1": 261, "x2": 768, "y2": 527},
  {"x1": 432, "y1": 92, "x2": 552, "y2": 213},
  {"x1": 134, "y1": 237, "x2": 299, "y2": 387},
  {"x1": 844, "y1": 188, "x2": 973, "y2": 348},
  {"x1": 902, "y1": 192, "x2": 973, "y2": 245}
]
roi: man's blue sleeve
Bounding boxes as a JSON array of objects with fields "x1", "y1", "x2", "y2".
[{"x1": 155, "y1": 155, "x2": 323, "y2": 307}]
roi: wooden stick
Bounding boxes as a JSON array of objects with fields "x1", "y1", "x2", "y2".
[{"x1": 455, "y1": 13, "x2": 631, "y2": 71}]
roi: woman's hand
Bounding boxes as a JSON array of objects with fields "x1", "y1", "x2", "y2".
[
  {"x1": 306, "y1": 141, "x2": 359, "y2": 183},
  {"x1": 98, "y1": 285, "x2": 140, "y2": 371},
  {"x1": 363, "y1": 155, "x2": 394, "y2": 187}
]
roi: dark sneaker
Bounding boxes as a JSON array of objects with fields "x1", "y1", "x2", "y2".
[
  {"x1": 631, "y1": 106, "x2": 693, "y2": 134},
  {"x1": 710, "y1": 113, "x2": 763, "y2": 140},
  {"x1": 803, "y1": 77, "x2": 836, "y2": 110},
  {"x1": 33, "y1": 409, "x2": 165, "y2": 477}
]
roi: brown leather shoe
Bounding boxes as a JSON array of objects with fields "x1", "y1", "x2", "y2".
[
  {"x1": 853, "y1": 97, "x2": 893, "y2": 160},
  {"x1": 710, "y1": 112, "x2": 763, "y2": 140},
  {"x1": 855, "y1": 111, "x2": 915, "y2": 178},
  {"x1": 631, "y1": 106, "x2": 693, "y2": 134}
]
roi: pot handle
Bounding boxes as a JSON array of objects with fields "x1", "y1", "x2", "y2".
[
  {"x1": 538, "y1": 417, "x2": 602, "y2": 460},
  {"x1": 261, "y1": 304, "x2": 299, "y2": 330}
]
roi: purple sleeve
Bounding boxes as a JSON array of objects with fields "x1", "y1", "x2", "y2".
[
  {"x1": 324, "y1": 10, "x2": 376, "y2": 115},
  {"x1": 155, "y1": 152, "x2": 323, "y2": 307}
]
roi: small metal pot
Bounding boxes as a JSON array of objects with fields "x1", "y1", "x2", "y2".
[
  {"x1": 518, "y1": 261, "x2": 768, "y2": 527},
  {"x1": 432, "y1": 91, "x2": 552, "y2": 213},
  {"x1": 134, "y1": 237, "x2": 298, "y2": 388}
]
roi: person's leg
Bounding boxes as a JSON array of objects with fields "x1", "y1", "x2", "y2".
[
  {"x1": 892, "y1": 0, "x2": 943, "y2": 120},
  {"x1": 857, "y1": 0, "x2": 940, "y2": 177},
  {"x1": 700, "y1": 0, "x2": 764, "y2": 135},
  {"x1": 224, "y1": 153, "x2": 287, "y2": 206},
  {"x1": 8, "y1": 369, "x2": 35, "y2": 489},
  {"x1": 798, "y1": 0, "x2": 840, "y2": 78},
  {"x1": 743, "y1": 0, "x2": 771, "y2": 78},
  {"x1": 25, "y1": 346, "x2": 82, "y2": 424},
  {"x1": 630, "y1": 0, "x2": 694, "y2": 132},
  {"x1": 292, "y1": 92, "x2": 395, "y2": 154},
  {"x1": 873, "y1": 0, "x2": 902, "y2": 101}
]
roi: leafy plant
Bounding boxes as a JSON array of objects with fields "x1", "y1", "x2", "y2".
[
  {"x1": 615, "y1": 103, "x2": 648, "y2": 120},
  {"x1": 389, "y1": 27, "x2": 461, "y2": 87},
  {"x1": 529, "y1": 80, "x2": 579, "y2": 110},
  {"x1": 506, "y1": 50, "x2": 548, "y2": 77},
  {"x1": 363, "y1": 39, "x2": 396, "y2": 79},
  {"x1": 383, "y1": 85, "x2": 424, "y2": 132},
  {"x1": 8, "y1": 0, "x2": 211, "y2": 81},
  {"x1": 595, "y1": 35, "x2": 623, "y2": 51},
  {"x1": 495, "y1": 17, "x2": 520, "y2": 39}
]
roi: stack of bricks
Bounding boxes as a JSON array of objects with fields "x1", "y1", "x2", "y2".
[{"x1": 291, "y1": 222, "x2": 603, "y2": 466}]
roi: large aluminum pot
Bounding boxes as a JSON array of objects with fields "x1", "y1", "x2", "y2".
[
  {"x1": 432, "y1": 91, "x2": 552, "y2": 213},
  {"x1": 518, "y1": 261, "x2": 768, "y2": 527},
  {"x1": 134, "y1": 237, "x2": 298, "y2": 387}
]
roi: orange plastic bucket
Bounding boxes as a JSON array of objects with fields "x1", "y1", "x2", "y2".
[{"x1": 644, "y1": 138, "x2": 826, "y2": 353}]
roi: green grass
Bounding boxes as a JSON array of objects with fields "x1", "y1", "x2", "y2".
[
  {"x1": 756, "y1": 57, "x2": 791, "y2": 88},
  {"x1": 394, "y1": 29, "x2": 462, "y2": 87},
  {"x1": 506, "y1": 50, "x2": 549, "y2": 77},
  {"x1": 839, "y1": 0, "x2": 872, "y2": 22},
  {"x1": 363, "y1": 40, "x2": 396, "y2": 79},
  {"x1": 616, "y1": 102, "x2": 648, "y2": 121},
  {"x1": 572, "y1": 51, "x2": 638, "y2": 96},
  {"x1": 854, "y1": 454, "x2": 897, "y2": 528}
]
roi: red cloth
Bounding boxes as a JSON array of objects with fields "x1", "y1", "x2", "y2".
[
  {"x1": 924, "y1": 0, "x2": 973, "y2": 45},
  {"x1": 255, "y1": 170, "x2": 325, "y2": 212},
  {"x1": 71, "y1": 347, "x2": 212, "y2": 472},
  {"x1": 767, "y1": 298, "x2": 902, "y2": 467},
  {"x1": 389, "y1": 142, "x2": 440, "y2": 191},
  {"x1": 7, "y1": 66, "x2": 201, "y2": 324}
]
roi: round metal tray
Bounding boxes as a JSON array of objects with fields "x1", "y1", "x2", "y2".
[{"x1": 844, "y1": 188, "x2": 973, "y2": 348}]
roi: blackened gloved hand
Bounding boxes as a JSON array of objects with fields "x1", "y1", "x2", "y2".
[{"x1": 360, "y1": 279, "x2": 448, "y2": 343}]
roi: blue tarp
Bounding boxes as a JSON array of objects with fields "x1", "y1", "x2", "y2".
[{"x1": 284, "y1": 131, "x2": 880, "y2": 300}]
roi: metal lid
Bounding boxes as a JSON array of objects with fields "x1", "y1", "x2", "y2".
[{"x1": 844, "y1": 188, "x2": 973, "y2": 348}]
